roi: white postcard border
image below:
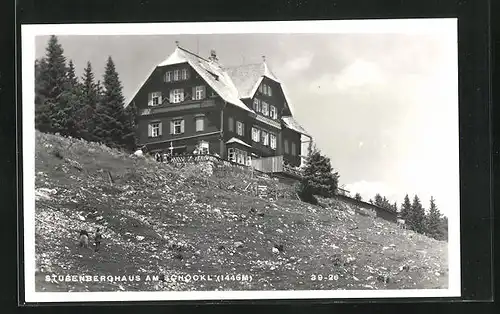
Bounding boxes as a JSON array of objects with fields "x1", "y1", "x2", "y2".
[{"x1": 21, "y1": 19, "x2": 461, "y2": 303}]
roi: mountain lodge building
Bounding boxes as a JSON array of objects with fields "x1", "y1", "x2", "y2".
[{"x1": 126, "y1": 44, "x2": 311, "y2": 170}]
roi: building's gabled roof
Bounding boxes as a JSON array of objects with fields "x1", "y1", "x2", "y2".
[
  {"x1": 224, "y1": 62, "x2": 279, "y2": 98},
  {"x1": 158, "y1": 47, "x2": 253, "y2": 113},
  {"x1": 226, "y1": 137, "x2": 252, "y2": 148},
  {"x1": 127, "y1": 45, "x2": 306, "y2": 135},
  {"x1": 224, "y1": 62, "x2": 296, "y2": 116},
  {"x1": 281, "y1": 116, "x2": 310, "y2": 137},
  {"x1": 127, "y1": 46, "x2": 253, "y2": 113}
]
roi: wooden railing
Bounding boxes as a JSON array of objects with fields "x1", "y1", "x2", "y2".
[{"x1": 156, "y1": 153, "x2": 304, "y2": 179}]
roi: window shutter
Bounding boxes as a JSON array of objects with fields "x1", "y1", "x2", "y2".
[
  {"x1": 202, "y1": 86, "x2": 206, "y2": 99},
  {"x1": 241, "y1": 123, "x2": 245, "y2": 135},
  {"x1": 180, "y1": 89, "x2": 185, "y2": 102},
  {"x1": 169, "y1": 90, "x2": 174, "y2": 103},
  {"x1": 159, "y1": 122, "x2": 163, "y2": 136},
  {"x1": 192, "y1": 87, "x2": 196, "y2": 100},
  {"x1": 148, "y1": 93, "x2": 153, "y2": 106},
  {"x1": 180, "y1": 120, "x2": 185, "y2": 133},
  {"x1": 158, "y1": 92, "x2": 162, "y2": 105},
  {"x1": 148, "y1": 124, "x2": 152, "y2": 137},
  {"x1": 170, "y1": 121, "x2": 174, "y2": 134}
]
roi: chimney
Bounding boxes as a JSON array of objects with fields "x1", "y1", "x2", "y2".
[{"x1": 209, "y1": 49, "x2": 218, "y2": 62}]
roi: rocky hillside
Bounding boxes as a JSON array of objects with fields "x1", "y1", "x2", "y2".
[{"x1": 34, "y1": 131, "x2": 448, "y2": 292}]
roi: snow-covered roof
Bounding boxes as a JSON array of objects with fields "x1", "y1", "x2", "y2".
[
  {"x1": 226, "y1": 137, "x2": 252, "y2": 148},
  {"x1": 281, "y1": 116, "x2": 310, "y2": 137}
]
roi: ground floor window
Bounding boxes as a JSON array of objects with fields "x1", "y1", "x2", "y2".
[
  {"x1": 197, "y1": 141, "x2": 209, "y2": 154},
  {"x1": 227, "y1": 147, "x2": 250, "y2": 166}
]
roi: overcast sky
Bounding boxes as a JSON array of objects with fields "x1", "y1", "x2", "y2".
[{"x1": 34, "y1": 23, "x2": 459, "y2": 217}]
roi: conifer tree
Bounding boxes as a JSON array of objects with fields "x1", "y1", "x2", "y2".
[
  {"x1": 424, "y1": 196, "x2": 443, "y2": 238},
  {"x1": 408, "y1": 195, "x2": 426, "y2": 233},
  {"x1": 75, "y1": 61, "x2": 100, "y2": 141},
  {"x1": 94, "y1": 56, "x2": 130, "y2": 149},
  {"x1": 35, "y1": 58, "x2": 51, "y2": 131},
  {"x1": 354, "y1": 193, "x2": 362, "y2": 201},
  {"x1": 400, "y1": 194, "x2": 412, "y2": 219},
  {"x1": 122, "y1": 100, "x2": 138, "y2": 151},
  {"x1": 67, "y1": 59, "x2": 79, "y2": 87},
  {"x1": 301, "y1": 146, "x2": 340, "y2": 198},
  {"x1": 34, "y1": 35, "x2": 76, "y2": 135}
]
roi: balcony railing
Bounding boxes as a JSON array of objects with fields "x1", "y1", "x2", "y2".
[{"x1": 140, "y1": 98, "x2": 216, "y2": 116}]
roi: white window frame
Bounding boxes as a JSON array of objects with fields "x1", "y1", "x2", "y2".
[
  {"x1": 261, "y1": 130, "x2": 269, "y2": 146},
  {"x1": 150, "y1": 92, "x2": 162, "y2": 106},
  {"x1": 236, "y1": 121, "x2": 244, "y2": 136},
  {"x1": 258, "y1": 84, "x2": 263, "y2": 93},
  {"x1": 253, "y1": 98, "x2": 260, "y2": 112},
  {"x1": 252, "y1": 127, "x2": 260, "y2": 142},
  {"x1": 198, "y1": 141, "x2": 209, "y2": 154},
  {"x1": 181, "y1": 68, "x2": 189, "y2": 80},
  {"x1": 263, "y1": 84, "x2": 268, "y2": 95},
  {"x1": 173, "y1": 69, "x2": 180, "y2": 81},
  {"x1": 261, "y1": 101, "x2": 269, "y2": 116},
  {"x1": 173, "y1": 120, "x2": 183, "y2": 135},
  {"x1": 164, "y1": 71, "x2": 172, "y2": 82},
  {"x1": 170, "y1": 89, "x2": 184, "y2": 103},
  {"x1": 270, "y1": 133, "x2": 277, "y2": 149},
  {"x1": 150, "y1": 122, "x2": 161, "y2": 137},
  {"x1": 284, "y1": 139, "x2": 289, "y2": 154},
  {"x1": 194, "y1": 85, "x2": 206, "y2": 100},
  {"x1": 195, "y1": 116, "x2": 204, "y2": 132},
  {"x1": 270, "y1": 105, "x2": 277, "y2": 119},
  {"x1": 268, "y1": 85, "x2": 272, "y2": 96},
  {"x1": 228, "y1": 148, "x2": 236, "y2": 162},
  {"x1": 291, "y1": 142, "x2": 297, "y2": 156}
]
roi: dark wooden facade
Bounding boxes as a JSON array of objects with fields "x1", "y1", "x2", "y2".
[{"x1": 130, "y1": 50, "x2": 306, "y2": 167}]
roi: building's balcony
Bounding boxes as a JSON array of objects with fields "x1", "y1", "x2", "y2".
[{"x1": 140, "y1": 98, "x2": 217, "y2": 116}]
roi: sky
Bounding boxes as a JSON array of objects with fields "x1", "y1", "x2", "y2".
[{"x1": 33, "y1": 21, "x2": 459, "y2": 218}]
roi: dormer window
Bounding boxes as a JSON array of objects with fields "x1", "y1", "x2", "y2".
[
  {"x1": 181, "y1": 68, "x2": 189, "y2": 80},
  {"x1": 173, "y1": 70, "x2": 180, "y2": 81},
  {"x1": 148, "y1": 92, "x2": 162, "y2": 106}
]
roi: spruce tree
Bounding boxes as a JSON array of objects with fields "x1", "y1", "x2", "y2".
[
  {"x1": 425, "y1": 197, "x2": 443, "y2": 239},
  {"x1": 67, "y1": 59, "x2": 79, "y2": 87},
  {"x1": 76, "y1": 61, "x2": 100, "y2": 141},
  {"x1": 43, "y1": 35, "x2": 70, "y2": 133},
  {"x1": 94, "y1": 56, "x2": 129, "y2": 149},
  {"x1": 35, "y1": 58, "x2": 51, "y2": 132},
  {"x1": 400, "y1": 194, "x2": 411, "y2": 219},
  {"x1": 408, "y1": 195, "x2": 426, "y2": 233},
  {"x1": 122, "y1": 101, "x2": 138, "y2": 151},
  {"x1": 301, "y1": 146, "x2": 340, "y2": 197}
]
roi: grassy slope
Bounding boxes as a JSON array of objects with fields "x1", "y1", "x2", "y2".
[{"x1": 34, "y1": 131, "x2": 448, "y2": 292}]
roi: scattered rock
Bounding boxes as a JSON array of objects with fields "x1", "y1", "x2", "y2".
[{"x1": 234, "y1": 241, "x2": 244, "y2": 248}]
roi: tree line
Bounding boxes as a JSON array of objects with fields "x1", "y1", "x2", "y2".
[
  {"x1": 35, "y1": 35, "x2": 138, "y2": 151},
  {"x1": 354, "y1": 191, "x2": 448, "y2": 241},
  {"x1": 297, "y1": 145, "x2": 447, "y2": 242}
]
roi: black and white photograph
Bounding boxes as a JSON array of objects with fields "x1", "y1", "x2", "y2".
[{"x1": 22, "y1": 19, "x2": 460, "y2": 302}]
